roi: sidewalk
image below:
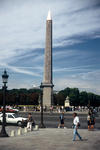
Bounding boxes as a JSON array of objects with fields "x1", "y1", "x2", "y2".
[{"x1": 0, "y1": 128, "x2": 100, "y2": 150}]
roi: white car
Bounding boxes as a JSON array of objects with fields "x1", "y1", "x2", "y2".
[{"x1": 0, "y1": 113, "x2": 27, "y2": 126}]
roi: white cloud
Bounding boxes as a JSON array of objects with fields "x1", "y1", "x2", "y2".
[
  {"x1": 53, "y1": 65, "x2": 92, "y2": 73},
  {"x1": 0, "y1": 63, "x2": 41, "y2": 77},
  {"x1": 0, "y1": 0, "x2": 100, "y2": 65},
  {"x1": 0, "y1": 0, "x2": 100, "y2": 93},
  {"x1": 54, "y1": 69, "x2": 100, "y2": 94}
]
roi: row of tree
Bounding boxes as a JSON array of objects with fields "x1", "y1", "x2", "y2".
[
  {"x1": 54, "y1": 87, "x2": 100, "y2": 107},
  {"x1": 0, "y1": 87, "x2": 100, "y2": 107},
  {"x1": 0, "y1": 89, "x2": 39, "y2": 106}
]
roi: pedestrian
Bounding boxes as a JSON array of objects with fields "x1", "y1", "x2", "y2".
[
  {"x1": 72, "y1": 112, "x2": 82, "y2": 141},
  {"x1": 58, "y1": 112, "x2": 65, "y2": 128},
  {"x1": 90, "y1": 113, "x2": 95, "y2": 130},
  {"x1": 88, "y1": 108, "x2": 96, "y2": 130},
  {"x1": 87, "y1": 113, "x2": 91, "y2": 130},
  {"x1": 27, "y1": 113, "x2": 33, "y2": 131}
]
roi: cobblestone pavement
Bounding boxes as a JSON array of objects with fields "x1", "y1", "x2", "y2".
[{"x1": 0, "y1": 128, "x2": 100, "y2": 150}]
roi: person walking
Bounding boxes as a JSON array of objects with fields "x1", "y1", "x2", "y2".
[
  {"x1": 72, "y1": 112, "x2": 82, "y2": 141},
  {"x1": 87, "y1": 112, "x2": 91, "y2": 130},
  {"x1": 90, "y1": 113, "x2": 95, "y2": 130},
  {"x1": 88, "y1": 108, "x2": 96, "y2": 130},
  {"x1": 58, "y1": 112, "x2": 65, "y2": 128},
  {"x1": 27, "y1": 113, "x2": 33, "y2": 131}
]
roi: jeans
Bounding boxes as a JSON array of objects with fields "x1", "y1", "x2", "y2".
[{"x1": 73, "y1": 125, "x2": 82, "y2": 141}]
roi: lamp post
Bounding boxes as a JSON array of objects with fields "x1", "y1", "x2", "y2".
[
  {"x1": 39, "y1": 82, "x2": 45, "y2": 128},
  {"x1": 0, "y1": 70, "x2": 9, "y2": 137}
]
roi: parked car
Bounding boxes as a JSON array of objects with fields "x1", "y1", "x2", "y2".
[
  {"x1": 0, "y1": 107, "x2": 19, "y2": 113},
  {"x1": 0, "y1": 113, "x2": 27, "y2": 126}
]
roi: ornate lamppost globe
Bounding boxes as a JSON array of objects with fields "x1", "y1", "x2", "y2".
[{"x1": 2, "y1": 70, "x2": 9, "y2": 84}]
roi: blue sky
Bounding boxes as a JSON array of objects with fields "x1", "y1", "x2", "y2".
[{"x1": 0, "y1": 0, "x2": 100, "y2": 94}]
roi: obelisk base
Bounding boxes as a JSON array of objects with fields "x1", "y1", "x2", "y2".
[{"x1": 43, "y1": 86, "x2": 53, "y2": 107}]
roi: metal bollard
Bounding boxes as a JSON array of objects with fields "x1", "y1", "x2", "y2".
[
  {"x1": 24, "y1": 127, "x2": 28, "y2": 133},
  {"x1": 35, "y1": 125, "x2": 39, "y2": 130},
  {"x1": 17, "y1": 128, "x2": 22, "y2": 135}
]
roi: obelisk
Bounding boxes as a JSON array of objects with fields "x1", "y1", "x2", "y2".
[{"x1": 42, "y1": 11, "x2": 54, "y2": 107}]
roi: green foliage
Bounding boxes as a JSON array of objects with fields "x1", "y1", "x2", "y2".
[
  {"x1": 0, "y1": 87, "x2": 100, "y2": 106},
  {"x1": 59, "y1": 87, "x2": 70, "y2": 98},
  {"x1": 0, "y1": 88, "x2": 40, "y2": 105},
  {"x1": 53, "y1": 87, "x2": 100, "y2": 107},
  {"x1": 69, "y1": 88, "x2": 79, "y2": 106},
  {"x1": 79, "y1": 91, "x2": 88, "y2": 106}
]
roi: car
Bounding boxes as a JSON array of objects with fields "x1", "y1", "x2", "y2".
[
  {"x1": 0, "y1": 113, "x2": 27, "y2": 126},
  {"x1": 7, "y1": 106, "x2": 19, "y2": 112},
  {"x1": 0, "y1": 107, "x2": 19, "y2": 113}
]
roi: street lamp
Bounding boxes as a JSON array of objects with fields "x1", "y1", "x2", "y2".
[
  {"x1": 0, "y1": 70, "x2": 9, "y2": 137},
  {"x1": 39, "y1": 82, "x2": 46, "y2": 128}
]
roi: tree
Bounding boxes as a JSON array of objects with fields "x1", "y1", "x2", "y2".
[
  {"x1": 59, "y1": 87, "x2": 70, "y2": 98},
  {"x1": 0, "y1": 87, "x2": 100, "y2": 107},
  {"x1": 79, "y1": 91, "x2": 88, "y2": 106},
  {"x1": 69, "y1": 88, "x2": 79, "y2": 106}
]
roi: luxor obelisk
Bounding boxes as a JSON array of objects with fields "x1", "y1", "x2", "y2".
[{"x1": 42, "y1": 11, "x2": 54, "y2": 107}]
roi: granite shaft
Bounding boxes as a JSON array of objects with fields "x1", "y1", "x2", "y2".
[{"x1": 43, "y1": 19, "x2": 53, "y2": 107}]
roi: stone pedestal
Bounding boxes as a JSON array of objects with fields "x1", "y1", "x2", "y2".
[{"x1": 43, "y1": 87, "x2": 52, "y2": 107}]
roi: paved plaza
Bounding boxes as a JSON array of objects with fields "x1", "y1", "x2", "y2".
[{"x1": 0, "y1": 128, "x2": 100, "y2": 150}]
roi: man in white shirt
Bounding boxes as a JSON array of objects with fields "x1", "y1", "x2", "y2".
[{"x1": 73, "y1": 112, "x2": 82, "y2": 141}]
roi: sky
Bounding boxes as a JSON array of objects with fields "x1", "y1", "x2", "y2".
[{"x1": 0, "y1": 0, "x2": 100, "y2": 94}]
